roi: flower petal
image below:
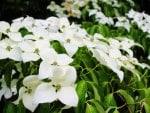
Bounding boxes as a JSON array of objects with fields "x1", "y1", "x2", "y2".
[
  {"x1": 58, "y1": 86, "x2": 78, "y2": 106},
  {"x1": 22, "y1": 52, "x2": 40, "y2": 62},
  {"x1": 57, "y1": 54, "x2": 73, "y2": 66},
  {"x1": 34, "y1": 83, "x2": 57, "y2": 104},
  {"x1": 23, "y1": 93, "x2": 38, "y2": 112},
  {"x1": 60, "y1": 66, "x2": 77, "y2": 86},
  {"x1": 64, "y1": 43, "x2": 78, "y2": 57},
  {"x1": 38, "y1": 61, "x2": 53, "y2": 79},
  {"x1": 9, "y1": 47, "x2": 22, "y2": 61},
  {"x1": 0, "y1": 48, "x2": 8, "y2": 59}
]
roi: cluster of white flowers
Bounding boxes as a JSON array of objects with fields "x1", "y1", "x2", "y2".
[
  {"x1": 0, "y1": 16, "x2": 149, "y2": 112},
  {"x1": 127, "y1": 9, "x2": 150, "y2": 34},
  {"x1": 47, "y1": 0, "x2": 132, "y2": 31},
  {"x1": 47, "y1": 0, "x2": 89, "y2": 18}
]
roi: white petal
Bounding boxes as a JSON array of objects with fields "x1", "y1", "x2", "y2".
[
  {"x1": 9, "y1": 47, "x2": 22, "y2": 61},
  {"x1": 34, "y1": 83, "x2": 57, "y2": 104},
  {"x1": 35, "y1": 40, "x2": 50, "y2": 50},
  {"x1": 0, "y1": 48, "x2": 8, "y2": 59},
  {"x1": 7, "y1": 32, "x2": 22, "y2": 42},
  {"x1": 60, "y1": 66, "x2": 77, "y2": 86},
  {"x1": 0, "y1": 21, "x2": 10, "y2": 33},
  {"x1": 58, "y1": 86, "x2": 78, "y2": 106},
  {"x1": 23, "y1": 75, "x2": 39, "y2": 86},
  {"x1": 22, "y1": 52, "x2": 40, "y2": 62},
  {"x1": 23, "y1": 93, "x2": 38, "y2": 112},
  {"x1": 19, "y1": 40, "x2": 35, "y2": 52},
  {"x1": 59, "y1": 17, "x2": 70, "y2": 31},
  {"x1": 38, "y1": 61, "x2": 53, "y2": 79},
  {"x1": 10, "y1": 22, "x2": 23, "y2": 32},
  {"x1": 13, "y1": 87, "x2": 25, "y2": 104},
  {"x1": 52, "y1": 66, "x2": 65, "y2": 84},
  {"x1": 0, "y1": 87, "x2": 6, "y2": 100},
  {"x1": 4, "y1": 88, "x2": 12, "y2": 99},
  {"x1": 57, "y1": 54, "x2": 73, "y2": 66},
  {"x1": 64, "y1": 44, "x2": 78, "y2": 57},
  {"x1": 109, "y1": 48, "x2": 121, "y2": 58},
  {"x1": 40, "y1": 48, "x2": 57, "y2": 63}
]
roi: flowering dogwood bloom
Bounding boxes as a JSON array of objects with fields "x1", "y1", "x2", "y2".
[
  {"x1": 0, "y1": 21, "x2": 10, "y2": 34},
  {"x1": 18, "y1": 39, "x2": 51, "y2": 62},
  {"x1": 39, "y1": 48, "x2": 73, "y2": 79},
  {"x1": 0, "y1": 76, "x2": 17, "y2": 100},
  {"x1": 59, "y1": 25, "x2": 84, "y2": 57},
  {"x1": 14, "y1": 75, "x2": 41, "y2": 112},
  {"x1": 91, "y1": 48, "x2": 124, "y2": 81},
  {"x1": 0, "y1": 38, "x2": 22, "y2": 61},
  {"x1": 34, "y1": 66, "x2": 78, "y2": 107}
]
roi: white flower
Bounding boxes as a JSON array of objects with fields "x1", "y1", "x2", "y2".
[
  {"x1": 7, "y1": 32, "x2": 23, "y2": 42},
  {"x1": 0, "y1": 38, "x2": 22, "y2": 61},
  {"x1": 60, "y1": 26, "x2": 84, "y2": 57},
  {"x1": 115, "y1": 17, "x2": 131, "y2": 31},
  {"x1": 46, "y1": 17, "x2": 60, "y2": 32},
  {"x1": 31, "y1": 27, "x2": 49, "y2": 40},
  {"x1": 18, "y1": 39, "x2": 51, "y2": 62},
  {"x1": 0, "y1": 77, "x2": 17, "y2": 101},
  {"x1": 148, "y1": 55, "x2": 150, "y2": 60},
  {"x1": 91, "y1": 48, "x2": 124, "y2": 81},
  {"x1": 0, "y1": 21, "x2": 10, "y2": 34},
  {"x1": 14, "y1": 75, "x2": 41, "y2": 112},
  {"x1": 34, "y1": 66, "x2": 78, "y2": 107},
  {"x1": 39, "y1": 48, "x2": 73, "y2": 79}
]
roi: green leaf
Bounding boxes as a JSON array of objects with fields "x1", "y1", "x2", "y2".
[
  {"x1": 17, "y1": 101, "x2": 26, "y2": 113},
  {"x1": 117, "y1": 89, "x2": 134, "y2": 104},
  {"x1": 85, "y1": 103, "x2": 98, "y2": 113},
  {"x1": 4, "y1": 62, "x2": 13, "y2": 87},
  {"x1": 35, "y1": 103, "x2": 50, "y2": 113},
  {"x1": 88, "y1": 99, "x2": 105, "y2": 113},
  {"x1": 97, "y1": 25, "x2": 109, "y2": 37},
  {"x1": 51, "y1": 41, "x2": 66, "y2": 54},
  {"x1": 144, "y1": 100, "x2": 150, "y2": 113},
  {"x1": 113, "y1": 109, "x2": 119, "y2": 113},
  {"x1": 19, "y1": 27, "x2": 32, "y2": 37},
  {"x1": 87, "y1": 82, "x2": 101, "y2": 102},
  {"x1": 4, "y1": 102, "x2": 17, "y2": 113},
  {"x1": 75, "y1": 81, "x2": 87, "y2": 113},
  {"x1": 103, "y1": 93, "x2": 117, "y2": 109},
  {"x1": 117, "y1": 89, "x2": 135, "y2": 112}
]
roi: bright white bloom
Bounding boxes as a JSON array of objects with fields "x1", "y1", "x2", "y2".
[
  {"x1": 34, "y1": 66, "x2": 78, "y2": 107},
  {"x1": 18, "y1": 39, "x2": 51, "y2": 62},
  {"x1": 0, "y1": 38, "x2": 22, "y2": 61},
  {"x1": 46, "y1": 17, "x2": 60, "y2": 32},
  {"x1": 91, "y1": 48, "x2": 124, "y2": 81},
  {"x1": 14, "y1": 75, "x2": 41, "y2": 112},
  {"x1": 39, "y1": 48, "x2": 73, "y2": 79},
  {"x1": 59, "y1": 25, "x2": 85, "y2": 57},
  {"x1": 7, "y1": 32, "x2": 23, "y2": 42},
  {"x1": 148, "y1": 55, "x2": 150, "y2": 60},
  {"x1": 31, "y1": 27, "x2": 49, "y2": 40},
  {"x1": 0, "y1": 77, "x2": 17, "y2": 100},
  {"x1": 115, "y1": 17, "x2": 131, "y2": 31},
  {"x1": 0, "y1": 21, "x2": 10, "y2": 34}
]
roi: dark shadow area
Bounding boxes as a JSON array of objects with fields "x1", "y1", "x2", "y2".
[{"x1": 0, "y1": 0, "x2": 53, "y2": 22}]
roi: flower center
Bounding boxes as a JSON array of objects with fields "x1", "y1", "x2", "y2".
[
  {"x1": 6, "y1": 46, "x2": 12, "y2": 51},
  {"x1": 25, "y1": 86, "x2": 32, "y2": 94},
  {"x1": 52, "y1": 61, "x2": 58, "y2": 65},
  {"x1": 6, "y1": 28, "x2": 10, "y2": 33},
  {"x1": 66, "y1": 38, "x2": 71, "y2": 43},
  {"x1": 34, "y1": 48, "x2": 40, "y2": 54},
  {"x1": 53, "y1": 84, "x2": 61, "y2": 92}
]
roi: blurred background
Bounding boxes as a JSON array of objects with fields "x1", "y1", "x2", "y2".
[{"x1": 0, "y1": 0, "x2": 150, "y2": 22}]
